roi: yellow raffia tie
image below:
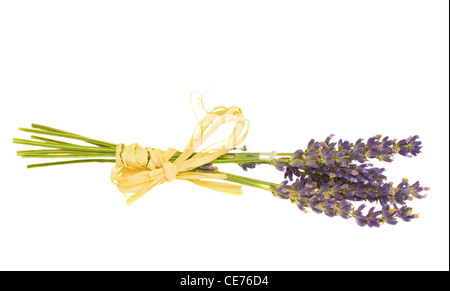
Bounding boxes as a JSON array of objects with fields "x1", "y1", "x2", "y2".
[{"x1": 110, "y1": 99, "x2": 250, "y2": 205}]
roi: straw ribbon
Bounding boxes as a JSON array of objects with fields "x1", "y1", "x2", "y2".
[{"x1": 110, "y1": 102, "x2": 250, "y2": 205}]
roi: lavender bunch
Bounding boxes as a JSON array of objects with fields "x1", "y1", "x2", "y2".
[{"x1": 14, "y1": 124, "x2": 428, "y2": 227}]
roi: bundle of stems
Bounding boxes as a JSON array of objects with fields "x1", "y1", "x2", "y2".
[{"x1": 14, "y1": 123, "x2": 285, "y2": 191}]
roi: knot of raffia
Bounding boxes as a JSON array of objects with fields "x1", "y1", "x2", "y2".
[{"x1": 110, "y1": 103, "x2": 250, "y2": 205}]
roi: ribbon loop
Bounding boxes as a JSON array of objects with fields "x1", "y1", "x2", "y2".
[{"x1": 110, "y1": 98, "x2": 250, "y2": 204}]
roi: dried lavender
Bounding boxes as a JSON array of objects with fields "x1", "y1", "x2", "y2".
[{"x1": 14, "y1": 123, "x2": 428, "y2": 227}]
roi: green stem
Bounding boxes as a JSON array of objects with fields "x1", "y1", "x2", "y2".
[
  {"x1": 196, "y1": 169, "x2": 279, "y2": 191},
  {"x1": 13, "y1": 139, "x2": 116, "y2": 153},
  {"x1": 212, "y1": 158, "x2": 269, "y2": 164},
  {"x1": 16, "y1": 149, "x2": 108, "y2": 155},
  {"x1": 20, "y1": 126, "x2": 116, "y2": 148},
  {"x1": 226, "y1": 175, "x2": 271, "y2": 191},
  {"x1": 31, "y1": 123, "x2": 117, "y2": 148},
  {"x1": 30, "y1": 135, "x2": 82, "y2": 146},
  {"x1": 20, "y1": 153, "x2": 115, "y2": 158},
  {"x1": 224, "y1": 172, "x2": 278, "y2": 188},
  {"x1": 26, "y1": 159, "x2": 117, "y2": 169}
]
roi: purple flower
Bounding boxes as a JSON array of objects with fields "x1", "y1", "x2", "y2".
[
  {"x1": 397, "y1": 135, "x2": 422, "y2": 157},
  {"x1": 396, "y1": 205, "x2": 419, "y2": 222},
  {"x1": 381, "y1": 204, "x2": 398, "y2": 225},
  {"x1": 410, "y1": 181, "x2": 429, "y2": 199},
  {"x1": 337, "y1": 201, "x2": 353, "y2": 219},
  {"x1": 354, "y1": 204, "x2": 368, "y2": 227},
  {"x1": 366, "y1": 207, "x2": 383, "y2": 228},
  {"x1": 199, "y1": 164, "x2": 217, "y2": 171},
  {"x1": 275, "y1": 180, "x2": 291, "y2": 200},
  {"x1": 323, "y1": 199, "x2": 339, "y2": 217},
  {"x1": 240, "y1": 162, "x2": 257, "y2": 171},
  {"x1": 293, "y1": 149, "x2": 304, "y2": 159},
  {"x1": 274, "y1": 161, "x2": 287, "y2": 172}
]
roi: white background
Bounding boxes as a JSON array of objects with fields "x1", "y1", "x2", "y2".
[{"x1": 0, "y1": 1, "x2": 448, "y2": 271}]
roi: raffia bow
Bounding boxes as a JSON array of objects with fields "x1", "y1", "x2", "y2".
[{"x1": 110, "y1": 102, "x2": 250, "y2": 204}]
